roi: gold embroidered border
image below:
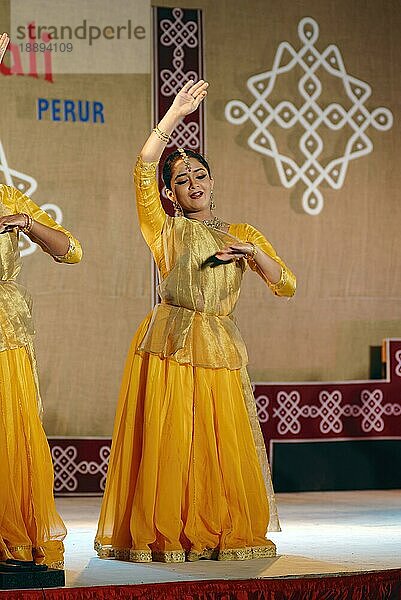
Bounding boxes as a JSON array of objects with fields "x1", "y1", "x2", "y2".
[
  {"x1": 97, "y1": 548, "x2": 115, "y2": 559},
  {"x1": 95, "y1": 542, "x2": 276, "y2": 563},
  {"x1": 251, "y1": 544, "x2": 277, "y2": 559},
  {"x1": 48, "y1": 560, "x2": 64, "y2": 570},
  {"x1": 8, "y1": 544, "x2": 32, "y2": 552},
  {"x1": 114, "y1": 548, "x2": 130, "y2": 561},
  {"x1": 94, "y1": 540, "x2": 115, "y2": 559},
  {"x1": 5, "y1": 545, "x2": 65, "y2": 569},
  {"x1": 218, "y1": 547, "x2": 253, "y2": 561},
  {"x1": 187, "y1": 547, "x2": 219, "y2": 562},
  {"x1": 136, "y1": 155, "x2": 159, "y2": 174},
  {"x1": 152, "y1": 550, "x2": 185, "y2": 563},
  {"x1": 217, "y1": 544, "x2": 276, "y2": 561},
  {"x1": 134, "y1": 155, "x2": 159, "y2": 188},
  {"x1": 188, "y1": 543, "x2": 276, "y2": 562},
  {"x1": 95, "y1": 541, "x2": 184, "y2": 564},
  {"x1": 268, "y1": 266, "x2": 288, "y2": 294},
  {"x1": 130, "y1": 549, "x2": 152, "y2": 563},
  {"x1": 54, "y1": 233, "x2": 77, "y2": 263}
]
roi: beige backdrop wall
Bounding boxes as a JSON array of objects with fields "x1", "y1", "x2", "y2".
[{"x1": 0, "y1": 0, "x2": 400, "y2": 436}]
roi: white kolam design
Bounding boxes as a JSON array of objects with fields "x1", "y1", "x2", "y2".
[
  {"x1": 395, "y1": 350, "x2": 401, "y2": 377},
  {"x1": 159, "y1": 7, "x2": 200, "y2": 149},
  {"x1": 253, "y1": 383, "x2": 270, "y2": 423},
  {"x1": 225, "y1": 17, "x2": 393, "y2": 215},
  {"x1": 0, "y1": 140, "x2": 64, "y2": 256},
  {"x1": 52, "y1": 445, "x2": 110, "y2": 493},
  {"x1": 273, "y1": 389, "x2": 401, "y2": 434}
]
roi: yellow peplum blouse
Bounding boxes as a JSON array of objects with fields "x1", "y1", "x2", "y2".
[
  {"x1": 95, "y1": 157, "x2": 296, "y2": 563},
  {"x1": 0, "y1": 185, "x2": 82, "y2": 569}
]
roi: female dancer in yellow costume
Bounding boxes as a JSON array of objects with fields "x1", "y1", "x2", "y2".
[
  {"x1": 95, "y1": 80, "x2": 296, "y2": 563},
  {"x1": 0, "y1": 32, "x2": 82, "y2": 570}
]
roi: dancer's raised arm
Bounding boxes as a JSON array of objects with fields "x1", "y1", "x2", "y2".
[
  {"x1": 140, "y1": 79, "x2": 208, "y2": 163},
  {"x1": 0, "y1": 32, "x2": 9, "y2": 63},
  {"x1": 134, "y1": 80, "x2": 208, "y2": 254}
]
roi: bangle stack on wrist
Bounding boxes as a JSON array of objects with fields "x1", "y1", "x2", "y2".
[
  {"x1": 153, "y1": 125, "x2": 170, "y2": 144},
  {"x1": 246, "y1": 242, "x2": 258, "y2": 261},
  {"x1": 20, "y1": 213, "x2": 33, "y2": 233}
]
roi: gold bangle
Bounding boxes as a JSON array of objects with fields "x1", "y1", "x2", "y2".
[
  {"x1": 20, "y1": 213, "x2": 33, "y2": 233},
  {"x1": 246, "y1": 242, "x2": 258, "y2": 260},
  {"x1": 153, "y1": 125, "x2": 170, "y2": 143}
]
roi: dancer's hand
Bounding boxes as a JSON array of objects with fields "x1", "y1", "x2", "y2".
[
  {"x1": 0, "y1": 213, "x2": 28, "y2": 234},
  {"x1": 215, "y1": 243, "x2": 255, "y2": 262},
  {"x1": 170, "y1": 79, "x2": 209, "y2": 118},
  {"x1": 139, "y1": 79, "x2": 208, "y2": 163},
  {"x1": 216, "y1": 241, "x2": 284, "y2": 286},
  {"x1": 0, "y1": 33, "x2": 10, "y2": 64}
]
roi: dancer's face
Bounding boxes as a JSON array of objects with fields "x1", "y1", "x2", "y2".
[{"x1": 169, "y1": 158, "x2": 213, "y2": 215}]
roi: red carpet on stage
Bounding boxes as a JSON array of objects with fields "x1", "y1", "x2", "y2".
[{"x1": 2, "y1": 569, "x2": 401, "y2": 600}]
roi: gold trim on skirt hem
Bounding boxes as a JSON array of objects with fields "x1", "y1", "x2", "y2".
[
  {"x1": 1, "y1": 545, "x2": 65, "y2": 569},
  {"x1": 187, "y1": 547, "x2": 219, "y2": 561},
  {"x1": 130, "y1": 549, "x2": 152, "y2": 563},
  {"x1": 250, "y1": 544, "x2": 277, "y2": 559},
  {"x1": 48, "y1": 560, "x2": 65, "y2": 570},
  {"x1": 152, "y1": 550, "x2": 185, "y2": 563},
  {"x1": 95, "y1": 542, "x2": 276, "y2": 563},
  {"x1": 7, "y1": 544, "x2": 32, "y2": 552},
  {"x1": 94, "y1": 542, "x2": 115, "y2": 559},
  {"x1": 189, "y1": 544, "x2": 277, "y2": 562},
  {"x1": 114, "y1": 548, "x2": 130, "y2": 561}
]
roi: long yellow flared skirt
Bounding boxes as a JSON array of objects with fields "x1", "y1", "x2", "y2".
[
  {"x1": 95, "y1": 316, "x2": 275, "y2": 562},
  {"x1": 0, "y1": 346, "x2": 66, "y2": 568}
]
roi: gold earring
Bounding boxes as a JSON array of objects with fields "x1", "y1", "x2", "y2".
[
  {"x1": 210, "y1": 190, "x2": 216, "y2": 211},
  {"x1": 172, "y1": 199, "x2": 184, "y2": 217}
]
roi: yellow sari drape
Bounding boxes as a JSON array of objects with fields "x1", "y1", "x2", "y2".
[
  {"x1": 0, "y1": 185, "x2": 82, "y2": 568},
  {"x1": 95, "y1": 157, "x2": 296, "y2": 563}
]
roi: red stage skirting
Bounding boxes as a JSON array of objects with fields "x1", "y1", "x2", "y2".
[{"x1": 2, "y1": 569, "x2": 401, "y2": 600}]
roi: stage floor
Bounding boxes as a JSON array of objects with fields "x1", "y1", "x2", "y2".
[{"x1": 57, "y1": 489, "x2": 401, "y2": 588}]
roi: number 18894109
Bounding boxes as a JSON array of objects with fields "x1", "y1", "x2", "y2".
[{"x1": 19, "y1": 42, "x2": 73, "y2": 53}]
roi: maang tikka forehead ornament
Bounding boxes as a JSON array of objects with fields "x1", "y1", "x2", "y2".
[{"x1": 177, "y1": 148, "x2": 192, "y2": 172}]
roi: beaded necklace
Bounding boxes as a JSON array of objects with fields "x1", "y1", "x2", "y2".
[{"x1": 201, "y1": 216, "x2": 228, "y2": 231}]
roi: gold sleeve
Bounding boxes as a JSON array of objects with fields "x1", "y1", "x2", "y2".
[
  {"x1": 133, "y1": 155, "x2": 166, "y2": 251},
  {"x1": 12, "y1": 187, "x2": 82, "y2": 264},
  {"x1": 244, "y1": 224, "x2": 296, "y2": 298}
]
